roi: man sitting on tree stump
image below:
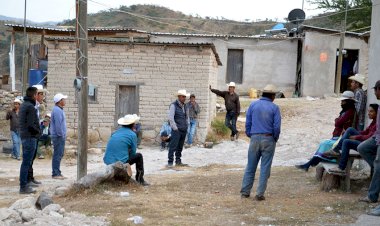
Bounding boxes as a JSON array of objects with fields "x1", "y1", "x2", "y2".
[{"x1": 103, "y1": 114, "x2": 149, "y2": 186}]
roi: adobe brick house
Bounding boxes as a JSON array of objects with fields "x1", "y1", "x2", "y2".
[{"x1": 45, "y1": 38, "x2": 221, "y2": 144}]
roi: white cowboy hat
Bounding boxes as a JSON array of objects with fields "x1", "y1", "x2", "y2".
[
  {"x1": 262, "y1": 84, "x2": 278, "y2": 94},
  {"x1": 32, "y1": 84, "x2": 47, "y2": 93},
  {"x1": 45, "y1": 113, "x2": 51, "y2": 118},
  {"x1": 13, "y1": 98, "x2": 22, "y2": 104},
  {"x1": 176, "y1": 89, "x2": 190, "y2": 97},
  {"x1": 226, "y1": 82, "x2": 236, "y2": 87},
  {"x1": 117, "y1": 114, "x2": 140, "y2": 125},
  {"x1": 53, "y1": 93, "x2": 68, "y2": 104},
  {"x1": 349, "y1": 74, "x2": 365, "y2": 85},
  {"x1": 338, "y1": 90, "x2": 357, "y2": 101}
]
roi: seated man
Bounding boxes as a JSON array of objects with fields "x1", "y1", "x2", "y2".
[
  {"x1": 103, "y1": 114, "x2": 149, "y2": 186},
  {"x1": 37, "y1": 116, "x2": 52, "y2": 159},
  {"x1": 159, "y1": 120, "x2": 172, "y2": 151}
]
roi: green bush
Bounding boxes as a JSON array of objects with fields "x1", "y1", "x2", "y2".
[{"x1": 211, "y1": 119, "x2": 229, "y2": 136}]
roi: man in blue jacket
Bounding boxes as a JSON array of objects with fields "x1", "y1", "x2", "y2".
[
  {"x1": 240, "y1": 84, "x2": 281, "y2": 201},
  {"x1": 19, "y1": 86, "x2": 41, "y2": 194},
  {"x1": 103, "y1": 114, "x2": 149, "y2": 186}
]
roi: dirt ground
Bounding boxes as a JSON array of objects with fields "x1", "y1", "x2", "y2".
[{"x1": 0, "y1": 96, "x2": 378, "y2": 225}]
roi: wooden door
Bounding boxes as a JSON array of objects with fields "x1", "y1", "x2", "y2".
[
  {"x1": 226, "y1": 49, "x2": 243, "y2": 84},
  {"x1": 115, "y1": 85, "x2": 139, "y2": 126}
]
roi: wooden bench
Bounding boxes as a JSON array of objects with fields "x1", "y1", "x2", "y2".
[{"x1": 317, "y1": 150, "x2": 362, "y2": 192}]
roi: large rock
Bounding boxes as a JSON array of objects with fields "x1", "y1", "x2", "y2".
[
  {"x1": 10, "y1": 197, "x2": 36, "y2": 210},
  {"x1": 35, "y1": 192, "x2": 54, "y2": 210},
  {"x1": 54, "y1": 186, "x2": 69, "y2": 196},
  {"x1": 41, "y1": 204, "x2": 61, "y2": 215},
  {"x1": 20, "y1": 208, "x2": 38, "y2": 222},
  {"x1": 0, "y1": 208, "x2": 19, "y2": 221}
]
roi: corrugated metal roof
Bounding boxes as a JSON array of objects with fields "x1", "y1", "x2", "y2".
[
  {"x1": 149, "y1": 32, "x2": 292, "y2": 40},
  {"x1": 300, "y1": 25, "x2": 363, "y2": 37},
  {"x1": 5, "y1": 24, "x2": 146, "y2": 33},
  {"x1": 45, "y1": 37, "x2": 222, "y2": 65}
]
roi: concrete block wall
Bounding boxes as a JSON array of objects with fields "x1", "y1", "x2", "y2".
[{"x1": 46, "y1": 41, "x2": 218, "y2": 144}]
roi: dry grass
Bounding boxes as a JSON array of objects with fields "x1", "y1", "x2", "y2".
[{"x1": 54, "y1": 165, "x2": 373, "y2": 226}]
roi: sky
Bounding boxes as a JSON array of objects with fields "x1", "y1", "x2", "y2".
[{"x1": 0, "y1": 0, "x2": 326, "y2": 23}]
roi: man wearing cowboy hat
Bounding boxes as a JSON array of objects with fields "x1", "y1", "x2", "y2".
[
  {"x1": 240, "y1": 84, "x2": 281, "y2": 201},
  {"x1": 167, "y1": 89, "x2": 190, "y2": 167},
  {"x1": 27, "y1": 84, "x2": 47, "y2": 186},
  {"x1": 210, "y1": 82, "x2": 241, "y2": 141},
  {"x1": 103, "y1": 114, "x2": 149, "y2": 186},
  {"x1": 50, "y1": 93, "x2": 68, "y2": 180},
  {"x1": 358, "y1": 80, "x2": 380, "y2": 209},
  {"x1": 6, "y1": 98, "x2": 22, "y2": 160},
  {"x1": 349, "y1": 74, "x2": 366, "y2": 131}
]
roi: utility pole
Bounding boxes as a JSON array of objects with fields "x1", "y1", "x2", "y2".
[
  {"x1": 335, "y1": 0, "x2": 349, "y2": 94},
  {"x1": 21, "y1": 0, "x2": 27, "y2": 95},
  {"x1": 76, "y1": 0, "x2": 88, "y2": 180}
]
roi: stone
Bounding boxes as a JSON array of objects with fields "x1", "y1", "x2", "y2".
[
  {"x1": 49, "y1": 211, "x2": 63, "y2": 218},
  {"x1": 35, "y1": 192, "x2": 54, "y2": 210},
  {"x1": 0, "y1": 208, "x2": 19, "y2": 221},
  {"x1": 20, "y1": 208, "x2": 38, "y2": 222},
  {"x1": 10, "y1": 197, "x2": 36, "y2": 210},
  {"x1": 54, "y1": 187, "x2": 69, "y2": 196},
  {"x1": 42, "y1": 204, "x2": 61, "y2": 215}
]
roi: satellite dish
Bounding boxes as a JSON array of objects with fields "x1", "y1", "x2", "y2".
[{"x1": 288, "y1": 8, "x2": 305, "y2": 24}]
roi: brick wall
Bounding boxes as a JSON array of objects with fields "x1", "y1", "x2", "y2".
[{"x1": 46, "y1": 41, "x2": 218, "y2": 144}]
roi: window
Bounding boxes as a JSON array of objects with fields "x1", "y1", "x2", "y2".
[{"x1": 226, "y1": 49, "x2": 243, "y2": 84}]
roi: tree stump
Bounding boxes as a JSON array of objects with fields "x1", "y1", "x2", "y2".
[
  {"x1": 320, "y1": 172, "x2": 340, "y2": 192},
  {"x1": 74, "y1": 161, "x2": 132, "y2": 189}
]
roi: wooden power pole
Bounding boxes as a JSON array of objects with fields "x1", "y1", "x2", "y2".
[
  {"x1": 335, "y1": 20, "x2": 345, "y2": 94},
  {"x1": 76, "y1": 0, "x2": 88, "y2": 180}
]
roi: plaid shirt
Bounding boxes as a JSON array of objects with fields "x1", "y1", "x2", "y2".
[{"x1": 354, "y1": 88, "x2": 366, "y2": 128}]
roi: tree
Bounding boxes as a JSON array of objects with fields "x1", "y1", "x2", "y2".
[{"x1": 308, "y1": 0, "x2": 372, "y2": 31}]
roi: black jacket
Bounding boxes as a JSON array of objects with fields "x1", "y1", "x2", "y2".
[{"x1": 19, "y1": 96, "x2": 41, "y2": 139}]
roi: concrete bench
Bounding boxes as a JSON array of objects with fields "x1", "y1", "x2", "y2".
[{"x1": 318, "y1": 150, "x2": 362, "y2": 192}]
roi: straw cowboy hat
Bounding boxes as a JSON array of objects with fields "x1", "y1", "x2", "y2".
[
  {"x1": 32, "y1": 84, "x2": 47, "y2": 93},
  {"x1": 338, "y1": 90, "x2": 357, "y2": 101},
  {"x1": 176, "y1": 89, "x2": 190, "y2": 97},
  {"x1": 13, "y1": 98, "x2": 22, "y2": 104},
  {"x1": 117, "y1": 114, "x2": 140, "y2": 125},
  {"x1": 226, "y1": 82, "x2": 236, "y2": 87},
  {"x1": 262, "y1": 84, "x2": 278, "y2": 94},
  {"x1": 348, "y1": 74, "x2": 365, "y2": 85}
]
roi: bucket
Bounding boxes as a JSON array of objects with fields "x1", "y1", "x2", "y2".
[
  {"x1": 249, "y1": 88, "x2": 258, "y2": 99},
  {"x1": 28, "y1": 69, "x2": 45, "y2": 86}
]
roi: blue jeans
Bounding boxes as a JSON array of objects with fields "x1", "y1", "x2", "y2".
[
  {"x1": 333, "y1": 127, "x2": 360, "y2": 152},
  {"x1": 225, "y1": 111, "x2": 238, "y2": 136},
  {"x1": 186, "y1": 119, "x2": 197, "y2": 145},
  {"x1": 11, "y1": 131, "x2": 21, "y2": 158},
  {"x1": 333, "y1": 127, "x2": 361, "y2": 170},
  {"x1": 52, "y1": 136, "x2": 66, "y2": 177},
  {"x1": 168, "y1": 129, "x2": 187, "y2": 164},
  {"x1": 241, "y1": 135, "x2": 276, "y2": 197},
  {"x1": 19, "y1": 138, "x2": 37, "y2": 188},
  {"x1": 358, "y1": 137, "x2": 380, "y2": 202}
]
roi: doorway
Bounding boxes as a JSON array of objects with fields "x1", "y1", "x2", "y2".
[
  {"x1": 115, "y1": 85, "x2": 139, "y2": 127},
  {"x1": 335, "y1": 49, "x2": 359, "y2": 93}
]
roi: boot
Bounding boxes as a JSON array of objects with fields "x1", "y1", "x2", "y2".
[{"x1": 136, "y1": 170, "x2": 150, "y2": 186}]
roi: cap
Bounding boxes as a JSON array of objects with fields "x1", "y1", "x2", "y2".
[{"x1": 53, "y1": 93, "x2": 68, "y2": 104}]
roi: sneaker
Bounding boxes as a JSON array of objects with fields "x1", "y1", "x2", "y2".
[
  {"x1": 139, "y1": 180, "x2": 150, "y2": 186},
  {"x1": 32, "y1": 179, "x2": 42, "y2": 184},
  {"x1": 52, "y1": 175, "x2": 67, "y2": 180},
  {"x1": 160, "y1": 146, "x2": 165, "y2": 151},
  {"x1": 166, "y1": 163, "x2": 174, "y2": 168},
  {"x1": 329, "y1": 167, "x2": 346, "y2": 175},
  {"x1": 368, "y1": 205, "x2": 380, "y2": 216},
  {"x1": 184, "y1": 144, "x2": 191, "y2": 149},
  {"x1": 241, "y1": 194, "x2": 250, "y2": 199},
  {"x1": 19, "y1": 186, "x2": 36, "y2": 194},
  {"x1": 295, "y1": 164, "x2": 308, "y2": 172},
  {"x1": 359, "y1": 196, "x2": 377, "y2": 203},
  {"x1": 38, "y1": 155, "x2": 45, "y2": 159},
  {"x1": 27, "y1": 181, "x2": 39, "y2": 187},
  {"x1": 323, "y1": 149, "x2": 340, "y2": 157},
  {"x1": 176, "y1": 162, "x2": 189, "y2": 167},
  {"x1": 11, "y1": 155, "x2": 20, "y2": 160},
  {"x1": 230, "y1": 135, "x2": 235, "y2": 141},
  {"x1": 235, "y1": 131, "x2": 240, "y2": 140},
  {"x1": 255, "y1": 195, "x2": 265, "y2": 201}
]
